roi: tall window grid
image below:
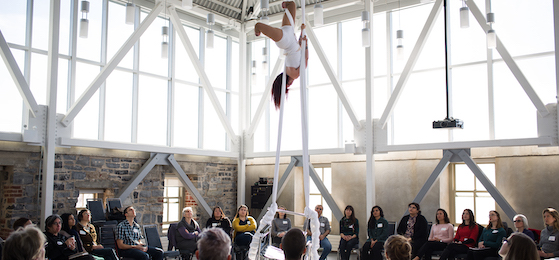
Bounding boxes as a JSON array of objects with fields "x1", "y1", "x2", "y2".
[
  {"x1": 309, "y1": 166, "x2": 333, "y2": 221},
  {"x1": 162, "y1": 176, "x2": 184, "y2": 232},
  {"x1": 452, "y1": 163, "x2": 496, "y2": 225}
]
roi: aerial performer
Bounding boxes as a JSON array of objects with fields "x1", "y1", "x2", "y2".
[{"x1": 254, "y1": 1, "x2": 309, "y2": 109}]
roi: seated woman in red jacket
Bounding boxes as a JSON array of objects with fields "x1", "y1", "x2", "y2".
[{"x1": 438, "y1": 209, "x2": 479, "y2": 260}]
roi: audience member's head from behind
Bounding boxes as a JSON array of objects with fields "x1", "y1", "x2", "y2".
[
  {"x1": 499, "y1": 232, "x2": 539, "y2": 260},
  {"x1": 281, "y1": 228, "x2": 306, "y2": 260},
  {"x1": 45, "y1": 214, "x2": 62, "y2": 235},
  {"x1": 12, "y1": 217, "x2": 32, "y2": 230},
  {"x1": 384, "y1": 235, "x2": 412, "y2": 260},
  {"x1": 2, "y1": 225, "x2": 46, "y2": 260},
  {"x1": 196, "y1": 227, "x2": 232, "y2": 260}
]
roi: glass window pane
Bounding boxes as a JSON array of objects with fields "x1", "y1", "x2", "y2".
[
  {"x1": 310, "y1": 195, "x2": 321, "y2": 210},
  {"x1": 137, "y1": 75, "x2": 168, "y2": 146},
  {"x1": 168, "y1": 187, "x2": 179, "y2": 197},
  {"x1": 105, "y1": 70, "x2": 133, "y2": 142},
  {"x1": 139, "y1": 15, "x2": 168, "y2": 76},
  {"x1": 475, "y1": 164, "x2": 495, "y2": 191},
  {"x1": 373, "y1": 13, "x2": 387, "y2": 76},
  {"x1": 455, "y1": 192, "x2": 474, "y2": 223},
  {"x1": 341, "y1": 19, "x2": 364, "y2": 81},
  {"x1": 76, "y1": 0, "x2": 103, "y2": 62},
  {"x1": 455, "y1": 164, "x2": 474, "y2": 191},
  {"x1": 309, "y1": 85, "x2": 338, "y2": 149},
  {"x1": 173, "y1": 83, "x2": 199, "y2": 148},
  {"x1": 0, "y1": 49, "x2": 24, "y2": 132},
  {"x1": 0, "y1": 0, "x2": 27, "y2": 45},
  {"x1": 57, "y1": 59, "x2": 69, "y2": 113},
  {"x1": 73, "y1": 62, "x2": 100, "y2": 140},
  {"x1": 323, "y1": 168, "x2": 332, "y2": 193},
  {"x1": 203, "y1": 91, "x2": 226, "y2": 150},
  {"x1": 231, "y1": 41, "x2": 239, "y2": 92},
  {"x1": 107, "y1": 2, "x2": 135, "y2": 69},
  {"x1": 309, "y1": 23, "x2": 337, "y2": 86},
  {"x1": 449, "y1": 0, "x2": 487, "y2": 65},
  {"x1": 163, "y1": 203, "x2": 169, "y2": 221},
  {"x1": 310, "y1": 179, "x2": 319, "y2": 194},
  {"x1": 59, "y1": 0, "x2": 71, "y2": 55},
  {"x1": 169, "y1": 203, "x2": 180, "y2": 222},
  {"x1": 475, "y1": 193, "x2": 495, "y2": 225},
  {"x1": 32, "y1": 0, "x2": 49, "y2": 50},
  {"x1": 175, "y1": 25, "x2": 200, "y2": 82},
  {"x1": 30, "y1": 53, "x2": 48, "y2": 105},
  {"x1": 206, "y1": 36, "x2": 227, "y2": 89}
]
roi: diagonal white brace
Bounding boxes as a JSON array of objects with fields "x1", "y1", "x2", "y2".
[{"x1": 168, "y1": 154, "x2": 213, "y2": 216}]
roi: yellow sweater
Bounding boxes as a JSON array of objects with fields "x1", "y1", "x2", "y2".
[{"x1": 232, "y1": 216, "x2": 257, "y2": 239}]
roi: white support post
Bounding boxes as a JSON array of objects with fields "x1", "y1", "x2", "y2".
[
  {"x1": 379, "y1": 0, "x2": 443, "y2": 128},
  {"x1": 168, "y1": 6, "x2": 237, "y2": 142},
  {"x1": 305, "y1": 20, "x2": 361, "y2": 129},
  {"x1": 238, "y1": 24, "x2": 247, "y2": 207},
  {"x1": 167, "y1": 155, "x2": 213, "y2": 216},
  {"x1": 41, "y1": 0, "x2": 61, "y2": 230},
  {"x1": 0, "y1": 30, "x2": 39, "y2": 117},
  {"x1": 466, "y1": 0, "x2": 550, "y2": 117},
  {"x1": 61, "y1": 1, "x2": 165, "y2": 127},
  {"x1": 364, "y1": 0, "x2": 375, "y2": 220}
]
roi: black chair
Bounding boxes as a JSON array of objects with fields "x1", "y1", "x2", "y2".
[
  {"x1": 98, "y1": 224, "x2": 134, "y2": 260},
  {"x1": 87, "y1": 199, "x2": 106, "y2": 223},
  {"x1": 107, "y1": 198, "x2": 123, "y2": 212},
  {"x1": 144, "y1": 225, "x2": 180, "y2": 259},
  {"x1": 387, "y1": 221, "x2": 396, "y2": 236}
]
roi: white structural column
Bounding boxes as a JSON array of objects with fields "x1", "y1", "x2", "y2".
[
  {"x1": 364, "y1": 0, "x2": 375, "y2": 219},
  {"x1": 0, "y1": 30, "x2": 39, "y2": 117},
  {"x1": 238, "y1": 24, "x2": 247, "y2": 207},
  {"x1": 554, "y1": 0, "x2": 559, "y2": 137},
  {"x1": 379, "y1": 0, "x2": 443, "y2": 128},
  {"x1": 41, "y1": 0, "x2": 61, "y2": 229},
  {"x1": 168, "y1": 6, "x2": 237, "y2": 142},
  {"x1": 466, "y1": 0, "x2": 550, "y2": 117},
  {"x1": 61, "y1": 1, "x2": 165, "y2": 127}
]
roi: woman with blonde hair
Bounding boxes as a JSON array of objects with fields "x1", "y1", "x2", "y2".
[
  {"x1": 538, "y1": 208, "x2": 559, "y2": 259},
  {"x1": 2, "y1": 225, "x2": 46, "y2": 260},
  {"x1": 384, "y1": 235, "x2": 412, "y2": 260},
  {"x1": 498, "y1": 232, "x2": 538, "y2": 260}
]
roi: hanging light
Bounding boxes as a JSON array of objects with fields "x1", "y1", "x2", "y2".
[
  {"x1": 486, "y1": 12, "x2": 496, "y2": 49},
  {"x1": 79, "y1": 0, "x2": 89, "y2": 38},
  {"x1": 251, "y1": 60, "x2": 257, "y2": 84},
  {"x1": 459, "y1": 0, "x2": 469, "y2": 28},
  {"x1": 161, "y1": 26, "x2": 169, "y2": 59},
  {"x1": 361, "y1": 11, "x2": 370, "y2": 48},
  {"x1": 125, "y1": 2, "x2": 135, "y2": 25},
  {"x1": 260, "y1": 0, "x2": 270, "y2": 25},
  {"x1": 206, "y1": 13, "x2": 215, "y2": 49},
  {"x1": 262, "y1": 47, "x2": 268, "y2": 73},
  {"x1": 314, "y1": 2, "x2": 323, "y2": 26},
  {"x1": 183, "y1": 0, "x2": 193, "y2": 9},
  {"x1": 396, "y1": 29, "x2": 404, "y2": 60}
]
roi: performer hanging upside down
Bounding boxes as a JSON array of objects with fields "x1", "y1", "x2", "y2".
[{"x1": 254, "y1": 1, "x2": 309, "y2": 109}]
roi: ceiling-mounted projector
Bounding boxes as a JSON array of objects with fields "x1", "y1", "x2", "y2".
[{"x1": 433, "y1": 117, "x2": 464, "y2": 129}]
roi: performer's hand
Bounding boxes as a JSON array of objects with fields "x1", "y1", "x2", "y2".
[{"x1": 301, "y1": 24, "x2": 306, "y2": 30}]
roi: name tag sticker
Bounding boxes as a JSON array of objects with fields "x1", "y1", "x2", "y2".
[
  {"x1": 349, "y1": 224, "x2": 354, "y2": 229},
  {"x1": 441, "y1": 228, "x2": 447, "y2": 231},
  {"x1": 57, "y1": 241, "x2": 63, "y2": 245},
  {"x1": 212, "y1": 223, "x2": 219, "y2": 227},
  {"x1": 492, "y1": 230, "x2": 498, "y2": 234},
  {"x1": 464, "y1": 238, "x2": 468, "y2": 241},
  {"x1": 377, "y1": 223, "x2": 383, "y2": 228},
  {"x1": 320, "y1": 223, "x2": 325, "y2": 227},
  {"x1": 550, "y1": 236, "x2": 556, "y2": 242},
  {"x1": 79, "y1": 230, "x2": 86, "y2": 235},
  {"x1": 283, "y1": 221, "x2": 288, "y2": 225},
  {"x1": 134, "y1": 228, "x2": 139, "y2": 233}
]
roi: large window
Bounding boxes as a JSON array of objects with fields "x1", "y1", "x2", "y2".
[
  {"x1": 162, "y1": 176, "x2": 184, "y2": 232},
  {"x1": 309, "y1": 167, "x2": 333, "y2": 221},
  {"x1": 452, "y1": 163, "x2": 496, "y2": 225}
]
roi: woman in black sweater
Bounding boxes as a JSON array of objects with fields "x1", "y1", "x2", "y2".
[
  {"x1": 205, "y1": 206, "x2": 232, "y2": 236},
  {"x1": 396, "y1": 202, "x2": 428, "y2": 258}
]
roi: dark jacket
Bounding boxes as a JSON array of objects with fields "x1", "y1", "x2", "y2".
[
  {"x1": 367, "y1": 217, "x2": 390, "y2": 243},
  {"x1": 44, "y1": 231, "x2": 76, "y2": 260},
  {"x1": 205, "y1": 217, "x2": 232, "y2": 236},
  {"x1": 397, "y1": 214, "x2": 429, "y2": 249}
]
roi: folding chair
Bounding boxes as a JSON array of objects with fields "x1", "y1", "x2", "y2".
[
  {"x1": 87, "y1": 199, "x2": 106, "y2": 223},
  {"x1": 144, "y1": 224, "x2": 180, "y2": 259}
]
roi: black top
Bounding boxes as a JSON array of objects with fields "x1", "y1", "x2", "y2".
[
  {"x1": 205, "y1": 217, "x2": 232, "y2": 236},
  {"x1": 44, "y1": 232, "x2": 76, "y2": 260},
  {"x1": 397, "y1": 214, "x2": 429, "y2": 244}
]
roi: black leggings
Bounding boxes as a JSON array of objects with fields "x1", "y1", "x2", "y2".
[
  {"x1": 467, "y1": 248, "x2": 499, "y2": 260},
  {"x1": 361, "y1": 241, "x2": 384, "y2": 260},
  {"x1": 339, "y1": 237, "x2": 359, "y2": 260},
  {"x1": 439, "y1": 243, "x2": 469, "y2": 260},
  {"x1": 415, "y1": 241, "x2": 448, "y2": 260}
]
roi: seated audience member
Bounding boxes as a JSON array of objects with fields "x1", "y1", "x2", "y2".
[
  {"x1": 60, "y1": 213, "x2": 86, "y2": 253},
  {"x1": 44, "y1": 214, "x2": 95, "y2": 260},
  {"x1": 397, "y1": 202, "x2": 428, "y2": 258},
  {"x1": 304, "y1": 205, "x2": 332, "y2": 260},
  {"x1": 362, "y1": 206, "x2": 389, "y2": 260},
  {"x1": 339, "y1": 205, "x2": 359, "y2": 260},
  {"x1": 512, "y1": 214, "x2": 535, "y2": 241},
  {"x1": 177, "y1": 207, "x2": 202, "y2": 258},
  {"x1": 205, "y1": 206, "x2": 232, "y2": 236},
  {"x1": 467, "y1": 210, "x2": 506, "y2": 260},
  {"x1": 413, "y1": 209, "x2": 454, "y2": 260},
  {"x1": 12, "y1": 217, "x2": 32, "y2": 230},
  {"x1": 272, "y1": 205, "x2": 292, "y2": 246},
  {"x1": 498, "y1": 232, "x2": 539, "y2": 260},
  {"x1": 232, "y1": 205, "x2": 257, "y2": 248},
  {"x1": 76, "y1": 209, "x2": 118, "y2": 260},
  {"x1": 384, "y1": 235, "x2": 412, "y2": 260},
  {"x1": 281, "y1": 229, "x2": 306, "y2": 260},
  {"x1": 538, "y1": 208, "x2": 559, "y2": 259},
  {"x1": 196, "y1": 227, "x2": 232, "y2": 260},
  {"x1": 2, "y1": 225, "x2": 46, "y2": 260},
  {"x1": 439, "y1": 209, "x2": 479, "y2": 260},
  {"x1": 116, "y1": 206, "x2": 163, "y2": 260}
]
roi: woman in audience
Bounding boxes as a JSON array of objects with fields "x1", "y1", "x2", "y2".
[
  {"x1": 272, "y1": 205, "x2": 292, "y2": 246},
  {"x1": 538, "y1": 208, "x2": 559, "y2": 259},
  {"x1": 439, "y1": 209, "x2": 479, "y2": 260},
  {"x1": 467, "y1": 210, "x2": 506, "y2": 260},
  {"x1": 60, "y1": 213, "x2": 86, "y2": 253},
  {"x1": 384, "y1": 235, "x2": 412, "y2": 260},
  {"x1": 397, "y1": 202, "x2": 428, "y2": 258},
  {"x1": 44, "y1": 214, "x2": 95, "y2": 260},
  {"x1": 413, "y1": 209, "x2": 454, "y2": 260},
  {"x1": 512, "y1": 214, "x2": 535, "y2": 241},
  {"x1": 76, "y1": 209, "x2": 118, "y2": 260},
  {"x1": 498, "y1": 232, "x2": 539, "y2": 260},
  {"x1": 176, "y1": 207, "x2": 202, "y2": 258},
  {"x1": 2, "y1": 225, "x2": 46, "y2": 260},
  {"x1": 232, "y1": 204, "x2": 257, "y2": 248},
  {"x1": 362, "y1": 205, "x2": 389, "y2": 260},
  {"x1": 12, "y1": 217, "x2": 32, "y2": 230},
  {"x1": 339, "y1": 205, "x2": 359, "y2": 260},
  {"x1": 205, "y1": 206, "x2": 232, "y2": 236}
]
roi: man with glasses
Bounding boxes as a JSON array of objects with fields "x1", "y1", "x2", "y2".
[{"x1": 304, "y1": 205, "x2": 331, "y2": 260}]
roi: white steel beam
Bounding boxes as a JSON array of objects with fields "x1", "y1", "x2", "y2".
[
  {"x1": 246, "y1": 148, "x2": 346, "y2": 158},
  {"x1": 61, "y1": 1, "x2": 165, "y2": 127},
  {"x1": 0, "y1": 132, "x2": 23, "y2": 142},
  {"x1": 117, "y1": 153, "x2": 165, "y2": 201},
  {"x1": 377, "y1": 137, "x2": 553, "y2": 153},
  {"x1": 167, "y1": 155, "x2": 212, "y2": 215},
  {"x1": 305, "y1": 18, "x2": 361, "y2": 129},
  {"x1": 364, "y1": 0, "x2": 375, "y2": 220},
  {"x1": 238, "y1": 25, "x2": 248, "y2": 207},
  {"x1": 169, "y1": 6, "x2": 238, "y2": 142},
  {"x1": 309, "y1": 163, "x2": 343, "y2": 221},
  {"x1": 246, "y1": 55, "x2": 284, "y2": 137},
  {"x1": 0, "y1": 30, "x2": 39, "y2": 117},
  {"x1": 466, "y1": 0, "x2": 550, "y2": 117},
  {"x1": 378, "y1": 0, "x2": 443, "y2": 128},
  {"x1": 41, "y1": 0, "x2": 61, "y2": 230}
]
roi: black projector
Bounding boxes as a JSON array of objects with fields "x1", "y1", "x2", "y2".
[{"x1": 433, "y1": 118, "x2": 464, "y2": 129}]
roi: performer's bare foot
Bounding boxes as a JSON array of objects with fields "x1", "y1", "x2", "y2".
[{"x1": 282, "y1": 1, "x2": 293, "y2": 9}]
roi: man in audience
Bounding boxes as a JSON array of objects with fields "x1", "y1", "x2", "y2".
[
  {"x1": 196, "y1": 227, "x2": 232, "y2": 260},
  {"x1": 116, "y1": 206, "x2": 163, "y2": 260},
  {"x1": 281, "y1": 229, "x2": 306, "y2": 260},
  {"x1": 304, "y1": 205, "x2": 331, "y2": 260}
]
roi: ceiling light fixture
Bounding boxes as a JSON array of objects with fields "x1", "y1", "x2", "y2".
[
  {"x1": 79, "y1": 0, "x2": 89, "y2": 38},
  {"x1": 486, "y1": 11, "x2": 496, "y2": 49},
  {"x1": 459, "y1": 0, "x2": 469, "y2": 28},
  {"x1": 260, "y1": 0, "x2": 270, "y2": 24},
  {"x1": 206, "y1": 13, "x2": 215, "y2": 49},
  {"x1": 125, "y1": 1, "x2": 135, "y2": 24},
  {"x1": 361, "y1": 11, "x2": 370, "y2": 48},
  {"x1": 314, "y1": 0, "x2": 323, "y2": 26}
]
